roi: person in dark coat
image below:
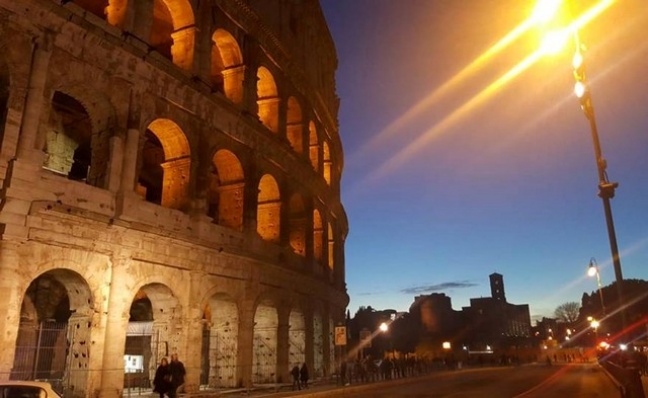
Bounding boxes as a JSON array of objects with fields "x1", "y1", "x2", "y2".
[
  {"x1": 168, "y1": 354, "x2": 186, "y2": 398},
  {"x1": 299, "y1": 362, "x2": 309, "y2": 389},
  {"x1": 153, "y1": 357, "x2": 171, "y2": 398},
  {"x1": 291, "y1": 364, "x2": 301, "y2": 390}
]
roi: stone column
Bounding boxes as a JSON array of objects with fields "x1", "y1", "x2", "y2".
[
  {"x1": 17, "y1": 32, "x2": 52, "y2": 160},
  {"x1": 303, "y1": 307, "x2": 315, "y2": 378},
  {"x1": 105, "y1": 135, "x2": 124, "y2": 192},
  {"x1": 98, "y1": 257, "x2": 131, "y2": 398},
  {"x1": 0, "y1": 242, "x2": 24, "y2": 380},
  {"x1": 242, "y1": 167, "x2": 259, "y2": 235},
  {"x1": 120, "y1": 127, "x2": 140, "y2": 194},
  {"x1": 322, "y1": 307, "x2": 332, "y2": 378},
  {"x1": 241, "y1": 37, "x2": 259, "y2": 116},
  {"x1": 276, "y1": 307, "x2": 290, "y2": 383},
  {"x1": 236, "y1": 299, "x2": 255, "y2": 388},
  {"x1": 304, "y1": 198, "x2": 315, "y2": 273},
  {"x1": 181, "y1": 270, "x2": 206, "y2": 393}
]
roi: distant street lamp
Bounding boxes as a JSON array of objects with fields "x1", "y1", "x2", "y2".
[{"x1": 587, "y1": 258, "x2": 606, "y2": 316}]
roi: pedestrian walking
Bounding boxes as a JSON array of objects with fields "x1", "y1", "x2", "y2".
[
  {"x1": 168, "y1": 353, "x2": 186, "y2": 398},
  {"x1": 299, "y1": 362, "x2": 309, "y2": 389},
  {"x1": 153, "y1": 357, "x2": 171, "y2": 398},
  {"x1": 291, "y1": 364, "x2": 301, "y2": 390}
]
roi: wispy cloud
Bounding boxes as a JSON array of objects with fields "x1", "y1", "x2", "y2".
[{"x1": 401, "y1": 280, "x2": 478, "y2": 295}]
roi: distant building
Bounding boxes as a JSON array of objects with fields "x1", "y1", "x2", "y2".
[{"x1": 410, "y1": 273, "x2": 531, "y2": 351}]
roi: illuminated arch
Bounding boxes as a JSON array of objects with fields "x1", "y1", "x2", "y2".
[
  {"x1": 211, "y1": 29, "x2": 244, "y2": 104},
  {"x1": 257, "y1": 67, "x2": 279, "y2": 133},
  {"x1": 149, "y1": 0, "x2": 196, "y2": 70},
  {"x1": 322, "y1": 141, "x2": 332, "y2": 186},
  {"x1": 288, "y1": 193, "x2": 306, "y2": 256},
  {"x1": 208, "y1": 149, "x2": 244, "y2": 230},
  {"x1": 257, "y1": 174, "x2": 281, "y2": 242},
  {"x1": 313, "y1": 209, "x2": 324, "y2": 263},
  {"x1": 308, "y1": 121, "x2": 319, "y2": 171},
  {"x1": 286, "y1": 97, "x2": 303, "y2": 154},
  {"x1": 139, "y1": 118, "x2": 191, "y2": 209},
  {"x1": 43, "y1": 89, "x2": 114, "y2": 188}
]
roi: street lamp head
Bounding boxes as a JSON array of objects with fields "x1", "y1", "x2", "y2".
[
  {"x1": 379, "y1": 322, "x2": 388, "y2": 333},
  {"x1": 587, "y1": 264, "x2": 598, "y2": 277},
  {"x1": 574, "y1": 81, "x2": 587, "y2": 99}
]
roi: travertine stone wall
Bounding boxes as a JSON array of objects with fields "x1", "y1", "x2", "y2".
[{"x1": 0, "y1": 0, "x2": 348, "y2": 397}]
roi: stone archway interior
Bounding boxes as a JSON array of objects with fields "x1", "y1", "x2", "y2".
[
  {"x1": 202, "y1": 295, "x2": 239, "y2": 389},
  {"x1": 211, "y1": 29, "x2": 244, "y2": 103},
  {"x1": 288, "y1": 194, "x2": 306, "y2": 256},
  {"x1": 286, "y1": 97, "x2": 303, "y2": 154},
  {"x1": 44, "y1": 92, "x2": 93, "y2": 182},
  {"x1": 13, "y1": 270, "x2": 93, "y2": 396},
  {"x1": 257, "y1": 174, "x2": 281, "y2": 242},
  {"x1": 126, "y1": 284, "x2": 181, "y2": 386},
  {"x1": 256, "y1": 67, "x2": 279, "y2": 133},
  {"x1": 253, "y1": 301, "x2": 277, "y2": 384},
  {"x1": 308, "y1": 122, "x2": 319, "y2": 171},
  {"x1": 209, "y1": 149, "x2": 244, "y2": 230}
]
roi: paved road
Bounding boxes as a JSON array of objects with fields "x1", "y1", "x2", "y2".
[{"x1": 331, "y1": 364, "x2": 621, "y2": 398}]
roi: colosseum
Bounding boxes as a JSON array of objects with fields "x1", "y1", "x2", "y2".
[{"x1": 0, "y1": 0, "x2": 348, "y2": 396}]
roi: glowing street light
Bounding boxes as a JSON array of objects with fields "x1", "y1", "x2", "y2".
[
  {"x1": 587, "y1": 258, "x2": 606, "y2": 316},
  {"x1": 379, "y1": 322, "x2": 388, "y2": 333}
]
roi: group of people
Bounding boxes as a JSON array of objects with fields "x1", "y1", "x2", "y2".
[
  {"x1": 291, "y1": 362, "x2": 309, "y2": 390},
  {"x1": 153, "y1": 354, "x2": 186, "y2": 398}
]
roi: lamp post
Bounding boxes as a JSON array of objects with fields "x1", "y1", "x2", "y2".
[
  {"x1": 587, "y1": 258, "x2": 606, "y2": 316},
  {"x1": 571, "y1": 36, "x2": 626, "y2": 331}
]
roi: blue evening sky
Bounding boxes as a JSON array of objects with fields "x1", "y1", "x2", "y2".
[{"x1": 320, "y1": 0, "x2": 648, "y2": 321}]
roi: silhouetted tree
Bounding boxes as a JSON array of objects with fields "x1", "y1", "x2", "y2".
[{"x1": 554, "y1": 301, "x2": 580, "y2": 324}]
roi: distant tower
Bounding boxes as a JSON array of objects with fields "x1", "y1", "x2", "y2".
[{"x1": 490, "y1": 273, "x2": 506, "y2": 301}]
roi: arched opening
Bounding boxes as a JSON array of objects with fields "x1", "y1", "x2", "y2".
[
  {"x1": 253, "y1": 300, "x2": 278, "y2": 384},
  {"x1": 12, "y1": 270, "x2": 94, "y2": 396},
  {"x1": 322, "y1": 141, "x2": 331, "y2": 186},
  {"x1": 74, "y1": 0, "x2": 108, "y2": 20},
  {"x1": 201, "y1": 294, "x2": 238, "y2": 389},
  {"x1": 313, "y1": 209, "x2": 324, "y2": 266},
  {"x1": 312, "y1": 311, "x2": 324, "y2": 379},
  {"x1": 286, "y1": 97, "x2": 303, "y2": 154},
  {"x1": 44, "y1": 92, "x2": 95, "y2": 184},
  {"x1": 288, "y1": 194, "x2": 306, "y2": 256},
  {"x1": 208, "y1": 149, "x2": 244, "y2": 230},
  {"x1": 149, "y1": 0, "x2": 195, "y2": 70},
  {"x1": 256, "y1": 67, "x2": 279, "y2": 134},
  {"x1": 327, "y1": 222, "x2": 334, "y2": 273},
  {"x1": 257, "y1": 174, "x2": 281, "y2": 243},
  {"x1": 106, "y1": 0, "x2": 128, "y2": 27},
  {"x1": 211, "y1": 29, "x2": 244, "y2": 104},
  {"x1": 125, "y1": 284, "x2": 182, "y2": 391},
  {"x1": 308, "y1": 122, "x2": 319, "y2": 171},
  {"x1": 288, "y1": 308, "x2": 306, "y2": 369},
  {"x1": 138, "y1": 119, "x2": 191, "y2": 210}
]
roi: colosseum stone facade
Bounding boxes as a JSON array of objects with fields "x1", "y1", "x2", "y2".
[{"x1": 0, "y1": 0, "x2": 348, "y2": 396}]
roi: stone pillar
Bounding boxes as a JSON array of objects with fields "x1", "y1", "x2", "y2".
[
  {"x1": 223, "y1": 66, "x2": 245, "y2": 105},
  {"x1": 304, "y1": 198, "x2": 315, "y2": 273},
  {"x1": 182, "y1": 308, "x2": 203, "y2": 394},
  {"x1": 98, "y1": 258, "x2": 131, "y2": 398},
  {"x1": 303, "y1": 307, "x2": 315, "y2": 378},
  {"x1": 160, "y1": 157, "x2": 191, "y2": 210},
  {"x1": 242, "y1": 167, "x2": 259, "y2": 234},
  {"x1": 129, "y1": 0, "x2": 154, "y2": 43},
  {"x1": 279, "y1": 183, "x2": 290, "y2": 250},
  {"x1": 322, "y1": 307, "x2": 332, "y2": 378},
  {"x1": 17, "y1": 33, "x2": 52, "y2": 159},
  {"x1": 241, "y1": 37, "x2": 259, "y2": 116},
  {"x1": 277, "y1": 96, "x2": 287, "y2": 142},
  {"x1": 276, "y1": 307, "x2": 290, "y2": 383},
  {"x1": 171, "y1": 26, "x2": 196, "y2": 72},
  {"x1": 120, "y1": 127, "x2": 140, "y2": 194},
  {"x1": 106, "y1": 135, "x2": 124, "y2": 192},
  {"x1": 181, "y1": 271, "x2": 205, "y2": 393},
  {"x1": 236, "y1": 300, "x2": 255, "y2": 388},
  {"x1": 0, "y1": 242, "x2": 24, "y2": 380}
]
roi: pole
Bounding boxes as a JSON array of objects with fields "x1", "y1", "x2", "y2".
[{"x1": 585, "y1": 109, "x2": 625, "y2": 332}]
